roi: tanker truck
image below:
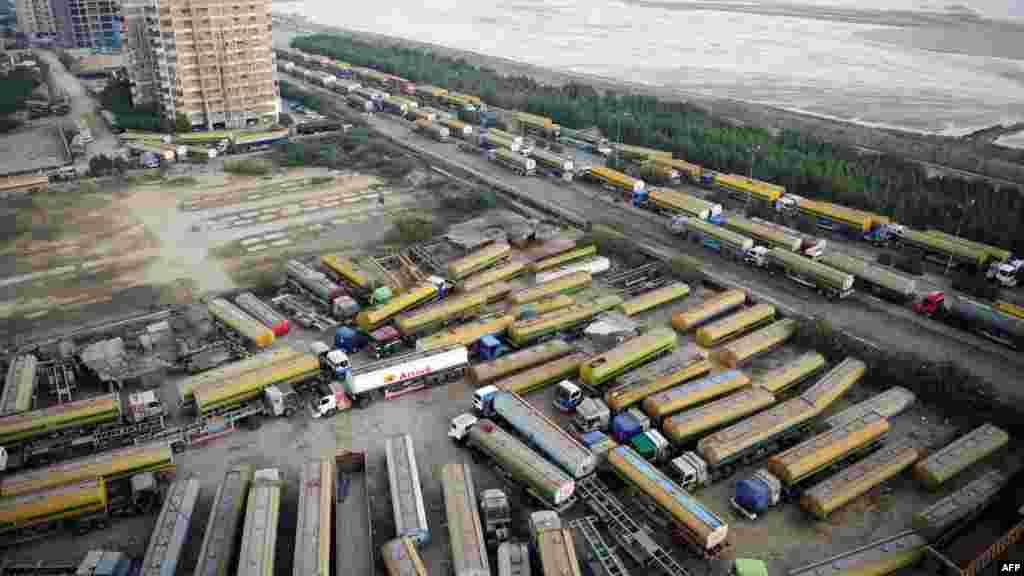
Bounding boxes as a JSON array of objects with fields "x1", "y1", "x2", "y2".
[
  {"x1": 414, "y1": 119, "x2": 450, "y2": 142},
  {"x1": 765, "y1": 248, "x2": 854, "y2": 300},
  {"x1": 489, "y1": 147, "x2": 536, "y2": 176},
  {"x1": 914, "y1": 292, "x2": 1024, "y2": 348}
]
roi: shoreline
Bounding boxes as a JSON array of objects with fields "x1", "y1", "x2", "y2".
[{"x1": 271, "y1": 13, "x2": 1024, "y2": 187}]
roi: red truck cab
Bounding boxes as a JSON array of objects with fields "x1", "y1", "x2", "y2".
[{"x1": 914, "y1": 291, "x2": 944, "y2": 315}]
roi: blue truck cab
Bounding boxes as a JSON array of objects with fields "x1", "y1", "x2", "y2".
[
  {"x1": 473, "y1": 335, "x2": 506, "y2": 361},
  {"x1": 473, "y1": 385, "x2": 500, "y2": 417},
  {"x1": 335, "y1": 326, "x2": 369, "y2": 353}
]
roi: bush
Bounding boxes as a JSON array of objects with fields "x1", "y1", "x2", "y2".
[
  {"x1": 224, "y1": 159, "x2": 273, "y2": 176},
  {"x1": 440, "y1": 188, "x2": 498, "y2": 213},
  {"x1": 668, "y1": 254, "x2": 705, "y2": 283},
  {"x1": 394, "y1": 213, "x2": 438, "y2": 243},
  {"x1": 77, "y1": 180, "x2": 99, "y2": 194}
]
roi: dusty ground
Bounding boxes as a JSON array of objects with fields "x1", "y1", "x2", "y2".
[{"x1": 8, "y1": 246, "x2": 1015, "y2": 576}]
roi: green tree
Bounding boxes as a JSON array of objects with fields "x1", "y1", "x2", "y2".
[{"x1": 175, "y1": 113, "x2": 191, "y2": 133}]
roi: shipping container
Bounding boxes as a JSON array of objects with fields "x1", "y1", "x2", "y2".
[
  {"x1": 580, "y1": 327, "x2": 678, "y2": 387},
  {"x1": 493, "y1": 352, "x2": 589, "y2": 395},
  {"x1": 800, "y1": 439, "x2": 920, "y2": 519},
  {"x1": 469, "y1": 339, "x2": 575, "y2": 384},
  {"x1": 912, "y1": 423, "x2": 1009, "y2": 490},
  {"x1": 619, "y1": 282, "x2": 691, "y2": 316},
  {"x1": 715, "y1": 318, "x2": 796, "y2": 368},
  {"x1": 662, "y1": 387, "x2": 776, "y2": 446},
  {"x1": 417, "y1": 315, "x2": 515, "y2": 351},
  {"x1": 207, "y1": 298, "x2": 275, "y2": 349},
  {"x1": 642, "y1": 370, "x2": 751, "y2": 420},
  {"x1": 607, "y1": 445, "x2": 728, "y2": 552},
  {"x1": 1, "y1": 354, "x2": 37, "y2": 415},
  {"x1": 193, "y1": 465, "x2": 254, "y2": 576},
  {"x1": 386, "y1": 434, "x2": 429, "y2": 545},
  {"x1": 237, "y1": 469, "x2": 283, "y2": 576},
  {"x1": 753, "y1": 351, "x2": 827, "y2": 394},
  {"x1": 492, "y1": 391, "x2": 597, "y2": 479},
  {"x1": 440, "y1": 463, "x2": 490, "y2": 576},
  {"x1": 766, "y1": 412, "x2": 889, "y2": 486},
  {"x1": 695, "y1": 303, "x2": 776, "y2": 347},
  {"x1": 138, "y1": 478, "x2": 201, "y2": 576},
  {"x1": 671, "y1": 289, "x2": 747, "y2": 332},
  {"x1": 604, "y1": 349, "x2": 711, "y2": 413},
  {"x1": 1, "y1": 442, "x2": 173, "y2": 497}
]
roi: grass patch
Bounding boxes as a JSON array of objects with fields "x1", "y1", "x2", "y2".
[
  {"x1": 224, "y1": 158, "x2": 273, "y2": 176},
  {"x1": 77, "y1": 181, "x2": 99, "y2": 194},
  {"x1": 394, "y1": 212, "x2": 442, "y2": 244},
  {"x1": 310, "y1": 175, "x2": 335, "y2": 186},
  {"x1": 164, "y1": 176, "x2": 198, "y2": 187}
]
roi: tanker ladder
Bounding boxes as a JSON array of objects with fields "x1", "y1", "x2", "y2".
[
  {"x1": 568, "y1": 516, "x2": 632, "y2": 576},
  {"x1": 605, "y1": 263, "x2": 667, "y2": 296},
  {"x1": 0, "y1": 559, "x2": 78, "y2": 575},
  {"x1": 42, "y1": 359, "x2": 77, "y2": 403},
  {"x1": 575, "y1": 475, "x2": 690, "y2": 576}
]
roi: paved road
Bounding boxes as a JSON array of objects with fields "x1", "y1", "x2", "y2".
[
  {"x1": 282, "y1": 73, "x2": 1024, "y2": 405},
  {"x1": 35, "y1": 50, "x2": 121, "y2": 168}
]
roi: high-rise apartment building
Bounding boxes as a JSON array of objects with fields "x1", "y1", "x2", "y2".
[
  {"x1": 124, "y1": 0, "x2": 278, "y2": 129},
  {"x1": 15, "y1": 0, "x2": 59, "y2": 39},
  {"x1": 51, "y1": 0, "x2": 123, "y2": 49}
]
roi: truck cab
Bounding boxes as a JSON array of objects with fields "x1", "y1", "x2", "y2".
[
  {"x1": 744, "y1": 246, "x2": 769, "y2": 268},
  {"x1": 473, "y1": 385, "x2": 500, "y2": 417},
  {"x1": 332, "y1": 295, "x2": 361, "y2": 320},
  {"x1": 264, "y1": 383, "x2": 299, "y2": 417},
  {"x1": 990, "y1": 259, "x2": 1022, "y2": 288},
  {"x1": 369, "y1": 326, "x2": 403, "y2": 359},
  {"x1": 126, "y1": 390, "x2": 166, "y2": 423},
  {"x1": 335, "y1": 326, "x2": 368, "y2": 353},
  {"x1": 629, "y1": 429, "x2": 670, "y2": 462},
  {"x1": 310, "y1": 381, "x2": 351, "y2": 418},
  {"x1": 448, "y1": 413, "x2": 479, "y2": 441},
  {"x1": 473, "y1": 335, "x2": 506, "y2": 362},
  {"x1": 669, "y1": 452, "x2": 710, "y2": 491},
  {"x1": 573, "y1": 397, "x2": 610, "y2": 432},
  {"x1": 913, "y1": 291, "x2": 945, "y2": 316},
  {"x1": 480, "y1": 488, "x2": 511, "y2": 548},
  {"x1": 553, "y1": 380, "x2": 583, "y2": 413},
  {"x1": 312, "y1": 341, "x2": 351, "y2": 379}
]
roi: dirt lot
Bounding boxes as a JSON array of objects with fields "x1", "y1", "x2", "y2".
[
  {"x1": 0, "y1": 167, "x2": 434, "y2": 347},
  {"x1": 7, "y1": 243, "x2": 1017, "y2": 576}
]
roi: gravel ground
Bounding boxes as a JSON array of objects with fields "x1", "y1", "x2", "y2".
[
  {"x1": 0, "y1": 124, "x2": 68, "y2": 176},
  {"x1": 8, "y1": 255, "x2": 1017, "y2": 575}
]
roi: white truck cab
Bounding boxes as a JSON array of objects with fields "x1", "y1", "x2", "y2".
[
  {"x1": 744, "y1": 245, "x2": 769, "y2": 268},
  {"x1": 127, "y1": 390, "x2": 165, "y2": 423},
  {"x1": 449, "y1": 413, "x2": 479, "y2": 441},
  {"x1": 311, "y1": 381, "x2": 351, "y2": 419},
  {"x1": 669, "y1": 452, "x2": 710, "y2": 491},
  {"x1": 0, "y1": 447, "x2": 7, "y2": 472},
  {"x1": 990, "y1": 259, "x2": 1022, "y2": 288}
]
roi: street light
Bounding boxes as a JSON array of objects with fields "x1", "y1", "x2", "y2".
[{"x1": 946, "y1": 198, "x2": 976, "y2": 276}]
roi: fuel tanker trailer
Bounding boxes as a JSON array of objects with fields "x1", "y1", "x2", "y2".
[
  {"x1": 395, "y1": 290, "x2": 490, "y2": 337},
  {"x1": 345, "y1": 345, "x2": 470, "y2": 405},
  {"x1": 753, "y1": 351, "x2": 827, "y2": 395},
  {"x1": 233, "y1": 292, "x2": 290, "y2": 337},
  {"x1": 356, "y1": 282, "x2": 442, "y2": 331},
  {"x1": 191, "y1": 351, "x2": 320, "y2": 416},
  {"x1": 507, "y1": 295, "x2": 622, "y2": 347},
  {"x1": 488, "y1": 390, "x2": 597, "y2": 478},
  {"x1": 604, "y1": 349, "x2": 711, "y2": 413},
  {"x1": 447, "y1": 242, "x2": 511, "y2": 280},
  {"x1": 767, "y1": 248, "x2": 854, "y2": 300},
  {"x1": 579, "y1": 327, "x2": 678, "y2": 388},
  {"x1": 207, "y1": 298, "x2": 275, "y2": 349},
  {"x1": 510, "y1": 272, "x2": 592, "y2": 305},
  {"x1": 469, "y1": 339, "x2": 575, "y2": 384},
  {"x1": 449, "y1": 417, "x2": 576, "y2": 510},
  {"x1": 647, "y1": 188, "x2": 722, "y2": 220},
  {"x1": 715, "y1": 318, "x2": 797, "y2": 369},
  {"x1": 459, "y1": 261, "x2": 526, "y2": 292},
  {"x1": 818, "y1": 251, "x2": 917, "y2": 302},
  {"x1": 607, "y1": 445, "x2": 729, "y2": 557},
  {"x1": 671, "y1": 289, "x2": 747, "y2": 332},
  {"x1": 490, "y1": 147, "x2": 536, "y2": 176},
  {"x1": 529, "y1": 245, "x2": 598, "y2": 273},
  {"x1": 619, "y1": 282, "x2": 691, "y2": 316},
  {"x1": 641, "y1": 370, "x2": 751, "y2": 421},
  {"x1": 530, "y1": 148, "x2": 574, "y2": 174},
  {"x1": 724, "y1": 215, "x2": 803, "y2": 252},
  {"x1": 694, "y1": 303, "x2": 776, "y2": 348},
  {"x1": 586, "y1": 166, "x2": 645, "y2": 196}
]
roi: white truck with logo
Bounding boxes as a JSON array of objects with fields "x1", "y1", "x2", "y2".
[{"x1": 344, "y1": 344, "x2": 469, "y2": 406}]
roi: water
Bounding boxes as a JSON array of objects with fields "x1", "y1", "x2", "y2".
[{"x1": 275, "y1": 0, "x2": 1024, "y2": 136}]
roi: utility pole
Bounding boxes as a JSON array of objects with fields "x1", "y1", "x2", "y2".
[
  {"x1": 946, "y1": 198, "x2": 976, "y2": 276},
  {"x1": 749, "y1": 144, "x2": 761, "y2": 179}
]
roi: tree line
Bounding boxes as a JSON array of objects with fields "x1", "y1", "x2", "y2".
[{"x1": 291, "y1": 33, "x2": 1024, "y2": 253}]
